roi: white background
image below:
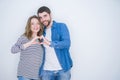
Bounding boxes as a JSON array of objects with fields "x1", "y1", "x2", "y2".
[{"x1": 0, "y1": 0, "x2": 120, "y2": 80}]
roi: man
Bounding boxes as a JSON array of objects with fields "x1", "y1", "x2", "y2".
[{"x1": 37, "y1": 6, "x2": 73, "y2": 80}]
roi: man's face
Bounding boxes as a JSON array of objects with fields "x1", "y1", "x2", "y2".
[{"x1": 38, "y1": 12, "x2": 51, "y2": 27}]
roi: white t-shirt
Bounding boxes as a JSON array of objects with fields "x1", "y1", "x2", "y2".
[{"x1": 43, "y1": 27, "x2": 62, "y2": 70}]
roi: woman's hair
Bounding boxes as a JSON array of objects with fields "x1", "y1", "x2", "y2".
[{"x1": 23, "y1": 15, "x2": 43, "y2": 39}]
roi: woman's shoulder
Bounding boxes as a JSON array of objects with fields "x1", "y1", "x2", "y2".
[{"x1": 18, "y1": 35, "x2": 28, "y2": 41}]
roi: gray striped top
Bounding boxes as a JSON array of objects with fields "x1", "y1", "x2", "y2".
[{"x1": 11, "y1": 35, "x2": 43, "y2": 79}]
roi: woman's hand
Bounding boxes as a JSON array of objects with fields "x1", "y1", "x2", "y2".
[{"x1": 23, "y1": 36, "x2": 41, "y2": 49}]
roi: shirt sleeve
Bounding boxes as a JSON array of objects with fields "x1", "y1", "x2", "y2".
[
  {"x1": 50, "y1": 23, "x2": 71, "y2": 49},
  {"x1": 11, "y1": 36, "x2": 26, "y2": 53}
]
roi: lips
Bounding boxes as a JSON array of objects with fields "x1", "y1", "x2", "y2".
[
  {"x1": 43, "y1": 21, "x2": 48, "y2": 25},
  {"x1": 33, "y1": 27, "x2": 40, "y2": 31}
]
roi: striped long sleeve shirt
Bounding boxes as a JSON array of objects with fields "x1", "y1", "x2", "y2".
[{"x1": 11, "y1": 35, "x2": 43, "y2": 79}]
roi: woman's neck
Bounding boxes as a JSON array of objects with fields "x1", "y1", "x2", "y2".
[{"x1": 32, "y1": 33, "x2": 37, "y2": 38}]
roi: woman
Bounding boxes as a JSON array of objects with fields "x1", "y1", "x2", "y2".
[{"x1": 11, "y1": 15, "x2": 43, "y2": 80}]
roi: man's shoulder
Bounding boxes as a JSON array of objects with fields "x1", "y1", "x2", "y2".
[
  {"x1": 53, "y1": 20, "x2": 66, "y2": 25},
  {"x1": 53, "y1": 21, "x2": 67, "y2": 30}
]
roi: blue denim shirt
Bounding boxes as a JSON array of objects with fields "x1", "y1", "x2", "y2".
[{"x1": 40, "y1": 21, "x2": 73, "y2": 75}]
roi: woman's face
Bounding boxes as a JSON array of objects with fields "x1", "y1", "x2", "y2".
[{"x1": 30, "y1": 18, "x2": 40, "y2": 33}]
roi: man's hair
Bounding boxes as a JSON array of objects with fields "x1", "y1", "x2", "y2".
[{"x1": 37, "y1": 6, "x2": 51, "y2": 15}]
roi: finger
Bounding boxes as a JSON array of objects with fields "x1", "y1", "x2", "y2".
[{"x1": 40, "y1": 42, "x2": 44, "y2": 44}]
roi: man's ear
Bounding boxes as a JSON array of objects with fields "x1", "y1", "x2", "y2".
[{"x1": 50, "y1": 13, "x2": 52, "y2": 18}]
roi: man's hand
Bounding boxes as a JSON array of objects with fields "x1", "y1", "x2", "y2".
[{"x1": 40, "y1": 35, "x2": 51, "y2": 46}]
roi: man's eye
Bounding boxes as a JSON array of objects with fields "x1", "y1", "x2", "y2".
[{"x1": 39, "y1": 17, "x2": 41, "y2": 19}]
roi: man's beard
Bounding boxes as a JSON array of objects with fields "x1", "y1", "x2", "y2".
[{"x1": 42, "y1": 20, "x2": 51, "y2": 27}]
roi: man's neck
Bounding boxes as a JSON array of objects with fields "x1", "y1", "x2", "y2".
[{"x1": 46, "y1": 20, "x2": 53, "y2": 29}]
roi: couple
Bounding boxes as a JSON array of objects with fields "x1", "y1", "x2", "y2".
[{"x1": 11, "y1": 6, "x2": 73, "y2": 80}]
